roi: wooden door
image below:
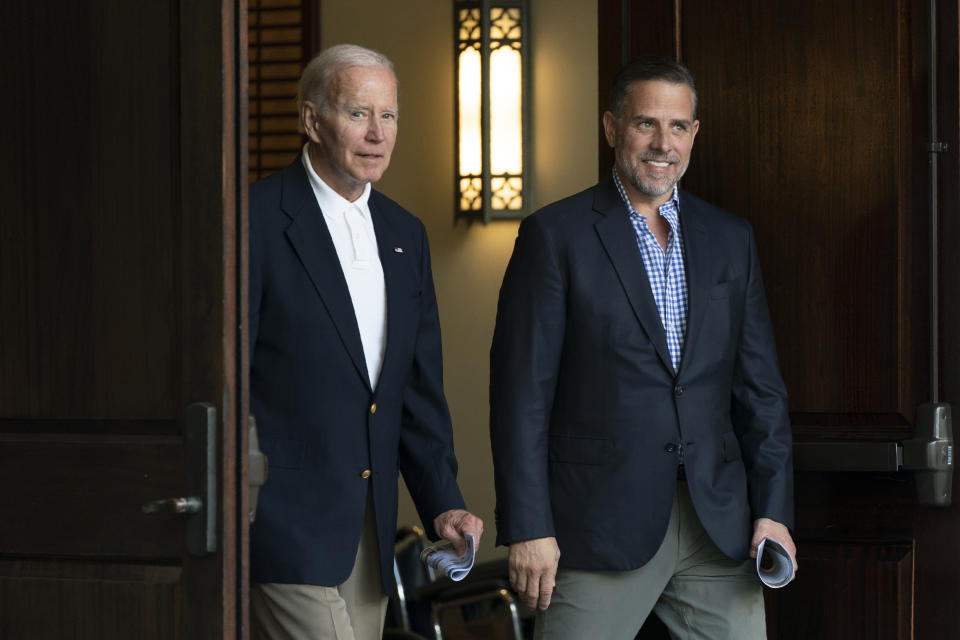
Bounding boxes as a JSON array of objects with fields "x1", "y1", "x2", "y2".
[
  {"x1": 0, "y1": 1, "x2": 249, "y2": 638},
  {"x1": 599, "y1": 1, "x2": 960, "y2": 638}
]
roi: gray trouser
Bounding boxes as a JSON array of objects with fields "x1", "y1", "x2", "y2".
[{"x1": 536, "y1": 479, "x2": 765, "y2": 640}]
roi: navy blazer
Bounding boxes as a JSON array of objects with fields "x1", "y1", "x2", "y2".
[
  {"x1": 249, "y1": 158, "x2": 465, "y2": 592},
  {"x1": 490, "y1": 174, "x2": 793, "y2": 570}
]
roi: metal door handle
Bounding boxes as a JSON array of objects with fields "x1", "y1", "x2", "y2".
[
  {"x1": 142, "y1": 497, "x2": 203, "y2": 515},
  {"x1": 793, "y1": 402, "x2": 953, "y2": 506},
  {"x1": 139, "y1": 403, "x2": 217, "y2": 555}
]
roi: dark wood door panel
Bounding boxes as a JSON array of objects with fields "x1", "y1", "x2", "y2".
[
  {"x1": 680, "y1": 0, "x2": 926, "y2": 428},
  {"x1": 0, "y1": 561, "x2": 181, "y2": 640},
  {"x1": 0, "y1": 0, "x2": 244, "y2": 637},
  {"x1": 0, "y1": 436, "x2": 186, "y2": 557},
  {"x1": 0, "y1": 0, "x2": 179, "y2": 422},
  {"x1": 767, "y1": 540, "x2": 914, "y2": 640}
]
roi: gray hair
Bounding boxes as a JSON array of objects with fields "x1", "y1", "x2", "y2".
[
  {"x1": 297, "y1": 44, "x2": 396, "y2": 131},
  {"x1": 609, "y1": 55, "x2": 698, "y2": 121}
]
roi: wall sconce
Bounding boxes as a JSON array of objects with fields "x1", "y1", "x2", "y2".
[{"x1": 455, "y1": 0, "x2": 531, "y2": 223}]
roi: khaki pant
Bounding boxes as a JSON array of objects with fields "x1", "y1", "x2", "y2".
[
  {"x1": 252, "y1": 490, "x2": 389, "y2": 640},
  {"x1": 536, "y1": 478, "x2": 766, "y2": 640}
]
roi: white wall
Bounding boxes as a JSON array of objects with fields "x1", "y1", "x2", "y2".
[{"x1": 322, "y1": 0, "x2": 598, "y2": 558}]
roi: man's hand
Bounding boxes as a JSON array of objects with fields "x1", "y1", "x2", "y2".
[
  {"x1": 433, "y1": 509, "x2": 484, "y2": 556},
  {"x1": 751, "y1": 517, "x2": 798, "y2": 577},
  {"x1": 508, "y1": 537, "x2": 561, "y2": 611}
]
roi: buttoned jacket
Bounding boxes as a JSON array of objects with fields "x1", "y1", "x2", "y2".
[
  {"x1": 249, "y1": 159, "x2": 464, "y2": 591},
  {"x1": 490, "y1": 174, "x2": 794, "y2": 569}
]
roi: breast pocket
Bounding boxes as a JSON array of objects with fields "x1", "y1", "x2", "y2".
[
  {"x1": 709, "y1": 278, "x2": 741, "y2": 300},
  {"x1": 702, "y1": 279, "x2": 742, "y2": 350}
]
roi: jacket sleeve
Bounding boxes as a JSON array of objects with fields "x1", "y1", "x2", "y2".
[
  {"x1": 730, "y1": 220, "x2": 795, "y2": 530},
  {"x1": 397, "y1": 221, "x2": 466, "y2": 538},
  {"x1": 489, "y1": 214, "x2": 566, "y2": 545}
]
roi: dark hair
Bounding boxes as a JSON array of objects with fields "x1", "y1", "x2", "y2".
[{"x1": 608, "y1": 55, "x2": 698, "y2": 120}]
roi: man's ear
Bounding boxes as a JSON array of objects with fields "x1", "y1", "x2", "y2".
[
  {"x1": 302, "y1": 101, "x2": 323, "y2": 143},
  {"x1": 601, "y1": 111, "x2": 618, "y2": 148}
]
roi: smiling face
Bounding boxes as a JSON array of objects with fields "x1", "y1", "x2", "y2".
[
  {"x1": 302, "y1": 64, "x2": 398, "y2": 201},
  {"x1": 603, "y1": 79, "x2": 699, "y2": 209}
]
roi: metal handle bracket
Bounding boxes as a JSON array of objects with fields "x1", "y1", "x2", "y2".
[
  {"x1": 140, "y1": 403, "x2": 217, "y2": 554},
  {"x1": 793, "y1": 403, "x2": 953, "y2": 507},
  {"x1": 185, "y1": 402, "x2": 217, "y2": 555},
  {"x1": 901, "y1": 403, "x2": 953, "y2": 506}
]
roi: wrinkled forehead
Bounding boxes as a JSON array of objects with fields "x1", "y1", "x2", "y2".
[{"x1": 330, "y1": 65, "x2": 398, "y2": 105}]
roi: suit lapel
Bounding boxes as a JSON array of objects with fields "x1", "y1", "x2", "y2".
[
  {"x1": 280, "y1": 161, "x2": 372, "y2": 389},
  {"x1": 592, "y1": 176, "x2": 674, "y2": 374},
  {"x1": 677, "y1": 191, "x2": 711, "y2": 374}
]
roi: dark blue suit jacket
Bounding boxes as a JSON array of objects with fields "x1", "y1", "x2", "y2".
[
  {"x1": 490, "y1": 174, "x2": 793, "y2": 569},
  {"x1": 249, "y1": 158, "x2": 465, "y2": 592}
]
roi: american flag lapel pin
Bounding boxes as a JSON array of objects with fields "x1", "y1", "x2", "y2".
[{"x1": 394, "y1": 247, "x2": 404, "y2": 253}]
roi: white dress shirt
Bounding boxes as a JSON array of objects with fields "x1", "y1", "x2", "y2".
[{"x1": 302, "y1": 144, "x2": 387, "y2": 388}]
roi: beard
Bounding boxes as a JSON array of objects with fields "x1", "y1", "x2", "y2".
[{"x1": 617, "y1": 149, "x2": 689, "y2": 198}]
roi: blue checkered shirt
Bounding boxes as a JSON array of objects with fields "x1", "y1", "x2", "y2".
[{"x1": 612, "y1": 169, "x2": 688, "y2": 372}]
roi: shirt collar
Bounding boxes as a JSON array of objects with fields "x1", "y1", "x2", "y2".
[
  {"x1": 302, "y1": 143, "x2": 372, "y2": 220},
  {"x1": 611, "y1": 166, "x2": 680, "y2": 226}
]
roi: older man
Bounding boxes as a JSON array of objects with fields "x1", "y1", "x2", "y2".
[
  {"x1": 249, "y1": 44, "x2": 482, "y2": 640},
  {"x1": 490, "y1": 55, "x2": 796, "y2": 638}
]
